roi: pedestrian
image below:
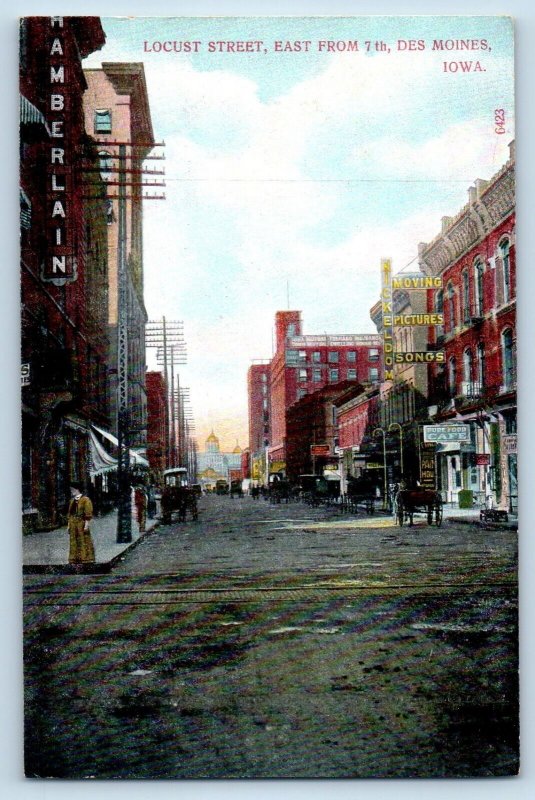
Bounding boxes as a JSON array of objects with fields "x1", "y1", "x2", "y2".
[
  {"x1": 67, "y1": 482, "x2": 95, "y2": 567},
  {"x1": 134, "y1": 484, "x2": 147, "y2": 532},
  {"x1": 146, "y1": 484, "x2": 157, "y2": 519}
]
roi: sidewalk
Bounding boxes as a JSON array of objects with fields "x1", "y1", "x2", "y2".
[
  {"x1": 23, "y1": 511, "x2": 160, "y2": 574},
  {"x1": 442, "y1": 504, "x2": 518, "y2": 528}
]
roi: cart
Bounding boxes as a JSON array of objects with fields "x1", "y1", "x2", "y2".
[{"x1": 395, "y1": 487, "x2": 443, "y2": 527}]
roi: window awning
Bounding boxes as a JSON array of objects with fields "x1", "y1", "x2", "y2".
[
  {"x1": 20, "y1": 94, "x2": 51, "y2": 134},
  {"x1": 91, "y1": 425, "x2": 149, "y2": 468},
  {"x1": 89, "y1": 429, "x2": 117, "y2": 476}
]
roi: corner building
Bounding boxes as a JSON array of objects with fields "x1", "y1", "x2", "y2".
[
  {"x1": 421, "y1": 142, "x2": 516, "y2": 510},
  {"x1": 20, "y1": 17, "x2": 109, "y2": 530}
]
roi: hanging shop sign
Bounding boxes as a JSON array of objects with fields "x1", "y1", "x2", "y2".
[
  {"x1": 21, "y1": 362, "x2": 31, "y2": 387},
  {"x1": 475, "y1": 453, "x2": 491, "y2": 466},
  {"x1": 392, "y1": 274, "x2": 443, "y2": 290},
  {"x1": 388, "y1": 314, "x2": 444, "y2": 327},
  {"x1": 381, "y1": 258, "x2": 394, "y2": 381},
  {"x1": 311, "y1": 444, "x2": 330, "y2": 457},
  {"x1": 420, "y1": 441, "x2": 437, "y2": 489},
  {"x1": 394, "y1": 351, "x2": 445, "y2": 364},
  {"x1": 423, "y1": 424, "x2": 471, "y2": 443},
  {"x1": 42, "y1": 17, "x2": 77, "y2": 285},
  {"x1": 502, "y1": 434, "x2": 517, "y2": 455}
]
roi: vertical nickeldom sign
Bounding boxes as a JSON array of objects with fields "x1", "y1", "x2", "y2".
[
  {"x1": 42, "y1": 16, "x2": 77, "y2": 285},
  {"x1": 381, "y1": 258, "x2": 394, "y2": 381}
]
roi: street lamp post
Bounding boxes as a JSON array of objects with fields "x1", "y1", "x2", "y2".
[
  {"x1": 388, "y1": 422, "x2": 404, "y2": 481},
  {"x1": 373, "y1": 427, "x2": 388, "y2": 510}
]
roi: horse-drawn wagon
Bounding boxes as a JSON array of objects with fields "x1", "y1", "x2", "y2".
[{"x1": 394, "y1": 487, "x2": 443, "y2": 527}]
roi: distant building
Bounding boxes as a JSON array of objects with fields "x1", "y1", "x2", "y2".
[
  {"x1": 146, "y1": 371, "x2": 168, "y2": 483},
  {"x1": 267, "y1": 310, "x2": 383, "y2": 473},
  {"x1": 247, "y1": 361, "x2": 270, "y2": 483},
  {"x1": 197, "y1": 431, "x2": 243, "y2": 489}
]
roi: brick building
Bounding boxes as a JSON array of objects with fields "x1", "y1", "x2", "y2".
[
  {"x1": 285, "y1": 382, "x2": 360, "y2": 483},
  {"x1": 247, "y1": 361, "x2": 270, "y2": 483},
  {"x1": 267, "y1": 310, "x2": 382, "y2": 474},
  {"x1": 83, "y1": 62, "x2": 155, "y2": 453},
  {"x1": 421, "y1": 142, "x2": 516, "y2": 510},
  {"x1": 334, "y1": 387, "x2": 382, "y2": 493},
  {"x1": 20, "y1": 16, "x2": 108, "y2": 530},
  {"x1": 146, "y1": 371, "x2": 168, "y2": 483}
]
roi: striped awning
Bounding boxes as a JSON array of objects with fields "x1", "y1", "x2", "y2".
[{"x1": 20, "y1": 94, "x2": 50, "y2": 134}]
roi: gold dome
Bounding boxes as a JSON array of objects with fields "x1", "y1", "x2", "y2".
[
  {"x1": 206, "y1": 430, "x2": 219, "y2": 444},
  {"x1": 232, "y1": 441, "x2": 242, "y2": 454}
]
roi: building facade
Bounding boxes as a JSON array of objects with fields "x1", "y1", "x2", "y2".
[
  {"x1": 83, "y1": 62, "x2": 155, "y2": 453},
  {"x1": 267, "y1": 310, "x2": 383, "y2": 473},
  {"x1": 145, "y1": 371, "x2": 168, "y2": 483},
  {"x1": 20, "y1": 16, "x2": 108, "y2": 530},
  {"x1": 247, "y1": 361, "x2": 270, "y2": 484},
  {"x1": 422, "y1": 142, "x2": 516, "y2": 510},
  {"x1": 197, "y1": 432, "x2": 243, "y2": 490}
]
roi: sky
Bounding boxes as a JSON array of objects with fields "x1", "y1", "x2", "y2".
[{"x1": 83, "y1": 15, "x2": 514, "y2": 452}]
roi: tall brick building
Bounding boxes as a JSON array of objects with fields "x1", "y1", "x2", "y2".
[
  {"x1": 20, "y1": 16, "x2": 108, "y2": 529},
  {"x1": 422, "y1": 142, "x2": 516, "y2": 510},
  {"x1": 83, "y1": 62, "x2": 155, "y2": 452}
]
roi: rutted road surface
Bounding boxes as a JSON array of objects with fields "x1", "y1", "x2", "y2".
[{"x1": 23, "y1": 495, "x2": 518, "y2": 778}]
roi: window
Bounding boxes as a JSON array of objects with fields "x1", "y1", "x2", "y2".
[
  {"x1": 287, "y1": 323, "x2": 296, "y2": 338},
  {"x1": 435, "y1": 289, "x2": 444, "y2": 314},
  {"x1": 298, "y1": 350, "x2": 307, "y2": 362},
  {"x1": 447, "y1": 282, "x2": 455, "y2": 330},
  {"x1": 448, "y1": 357, "x2": 457, "y2": 396},
  {"x1": 329, "y1": 368, "x2": 339, "y2": 382},
  {"x1": 347, "y1": 369, "x2": 357, "y2": 380},
  {"x1": 476, "y1": 342, "x2": 486, "y2": 387},
  {"x1": 500, "y1": 239, "x2": 512, "y2": 303},
  {"x1": 328, "y1": 351, "x2": 339, "y2": 363},
  {"x1": 463, "y1": 348, "x2": 472, "y2": 383},
  {"x1": 462, "y1": 269, "x2": 470, "y2": 323},
  {"x1": 502, "y1": 328, "x2": 515, "y2": 390},
  {"x1": 261, "y1": 373, "x2": 267, "y2": 382},
  {"x1": 474, "y1": 258, "x2": 484, "y2": 316},
  {"x1": 347, "y1": 351, "x2": 357, "y2": 362},
  {"x1": 369, "y1": 348, "x2": 379, "y2": 362},
  {"x1": 312, "y1": 351, "x2": 321, "y2": 362},
  {"x1": 369, "y1": 367, "x2": 379, "y2": 383},
  {"x1": 94, "y1": 109, "x2": 112, "y2": 134},
  {"x1": 98, "y1": 150, "x2": 113, "y2": 181},
  {"x1": 298, "y1": 369, "x2": 307, "y2": 382},
  {"x1": 313, "y1": 368, "x2": 321, "y2": 382},
  {"x1": 297, "y1": 388, "x2": 307, "y2": 401}
]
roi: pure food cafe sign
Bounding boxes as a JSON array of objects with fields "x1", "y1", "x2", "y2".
[
  {"x1": 42, "y1": 17, "x2": 77, "y2": 285},
  {"x1": 423, "y1": 425, "x2": 471, "y2": 443}
]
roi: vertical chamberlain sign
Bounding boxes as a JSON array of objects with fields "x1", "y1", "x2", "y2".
[
  {"x1": 381, "y1": 258, "x2": 394, "y2": 381},
  {"x1": 42, "y1": 16, "x2": 77, "y2": 285}
]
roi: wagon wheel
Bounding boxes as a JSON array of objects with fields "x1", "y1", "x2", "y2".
[
  {"x1": 396, "y1": 500, "x2": 404, "y2": 526},
  {"x1": 427, "y1": 504, "x2": 433, "y2": 525},
  {"x1": 434, "y1": 500, "x2": 443, "y2": 527}
]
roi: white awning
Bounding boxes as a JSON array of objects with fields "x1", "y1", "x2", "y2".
[
  {"x1": 89, "y1": 430, "x2": 117, "y2": 476},
  {"x1": 91, "y1": 425, "x2": 149, "y2": 468}
]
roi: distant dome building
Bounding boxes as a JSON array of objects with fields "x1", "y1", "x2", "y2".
[{"x1": 197, "y1": 431, "x2": 243, "y2": 490}]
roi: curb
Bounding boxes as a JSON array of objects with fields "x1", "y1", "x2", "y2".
[{"x1": 22, "y1": 519, "x2": 161, "y2": 575}]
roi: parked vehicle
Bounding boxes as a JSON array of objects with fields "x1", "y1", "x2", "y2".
[
  {"x1": 229, "y1": 479, "x2": 243, "y2": 498},
  {"x1": 160, "y1": 468, "x2": 198, "y2": 523},
  {"x1": 215, "y1": 479, "x2": 229, "y2": 495}
]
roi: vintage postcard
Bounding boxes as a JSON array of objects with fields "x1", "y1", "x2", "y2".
[{"x1": 20, "y1": 15, "x2": 518, "y2": 779}]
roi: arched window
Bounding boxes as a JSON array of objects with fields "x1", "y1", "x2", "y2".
[
  {"x1": 476, "y1": 342, "x2": 486, "y2": 389},
  {"x1": 502, "y1": 328, "x2": 516, "y2": 390},
  {"x1": 500, "y1": 239, "x2": 512, "y2": 303},
  {"x1": 463, "y1": 348, "x2": 473, "y2": 389},
  {"x1": 98, "y1": 150, "x2": 114, "y2": 182},
  {"x1": 448, "y1": 357, "x2": 457, "y2": 397},
  {"x1": 474, "y1": 258, "x2": 484, "y2": 317},
  {"x1": 447, "y1": 282, "x2": 455, "y2": 331},
  {"x1": 435, "y1": 289, "x2": 444, "y2": 337},
  {"x1": 462, "y1": 269, "x2": 470, "y2": 324}
]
